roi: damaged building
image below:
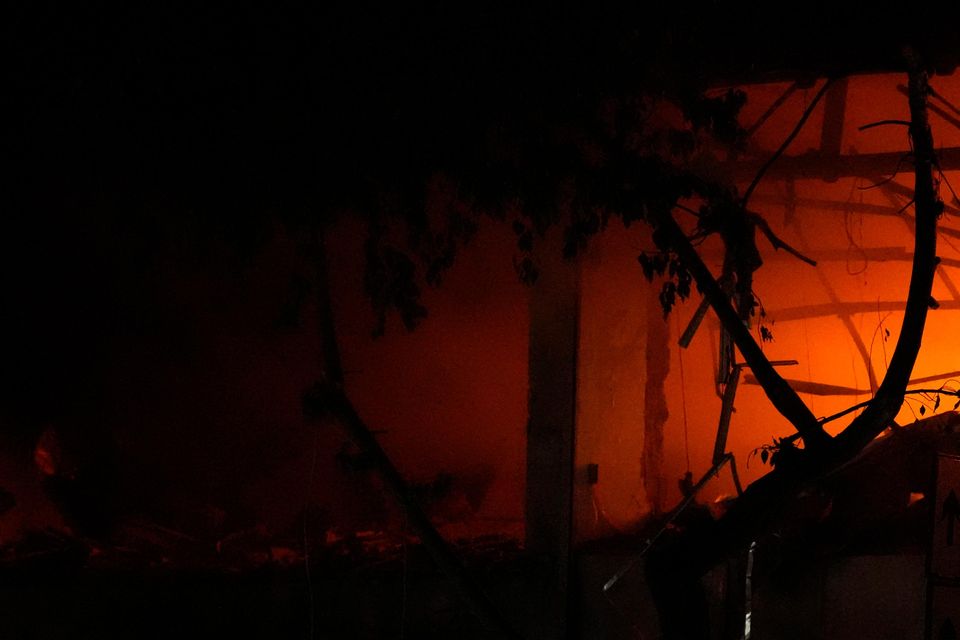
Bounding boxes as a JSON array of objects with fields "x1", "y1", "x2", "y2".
[{"x1": 8, "y1": 5, "x2": 960, "y2": 639}]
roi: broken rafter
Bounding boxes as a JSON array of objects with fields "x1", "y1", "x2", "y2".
[
  {"x1": 928, "y1": 84, "x2": 960, "y2": 119},
  {"x1": 744, "y1": 376, "x2": 868, "y2": 397},
  {"x1": 713, "y1": 366, "x2": 741, "y2": 465},
  {"x1": 820, "y1": 78, "x2": 849, "y2": 157},
  {"x1": 651, "y1": 208, "x2": 831, "y2": 450},
  {"x1": 822, "y1": 387, "x2": 960, "y2": 427},
  {"x1": 603, "y1": 451, "x2": 741, "y2": 593},
  {"x1": 767, "y1": 245, "x2": 905, "y2": 263},
  {"x1": 745, "y1": 370, "x2": 960, "y2": 397},
  {"x1": 749, "y1": 192, "x2": 960, "y2": 218},
  {"x1": 726, "y1": 147, "x2": 960, "y2": 183}
]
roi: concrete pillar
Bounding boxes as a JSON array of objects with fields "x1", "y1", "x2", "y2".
[{"x1": 526, "y1": 230, "x2": 579, "y2": 638}]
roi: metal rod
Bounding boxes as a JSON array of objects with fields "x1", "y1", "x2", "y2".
[
  {"x1": 713, "y1": 367, "x2": 742, "y2": 465},
  {"x1": 602, "y1": 455, "x2": 733, "y2": 593},
  {"x1": 679, "y1": 295, "x2": 713, "y2": 348}
]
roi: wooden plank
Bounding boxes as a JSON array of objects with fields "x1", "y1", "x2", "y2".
[{"x1": 726, "y1": 147, "x2": 960, "y2": 183}]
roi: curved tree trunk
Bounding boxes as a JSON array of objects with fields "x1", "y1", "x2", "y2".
[{"x1": 647, "y1": 55, "x2": 940, "y2": 638}]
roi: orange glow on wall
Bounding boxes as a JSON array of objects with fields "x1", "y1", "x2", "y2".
[
  {"x1": 572, "y1": 71, "x2": 960, "y2": 539},
  {"x1": 5, "y1": 72, "x2": 959, "y2": 553}
]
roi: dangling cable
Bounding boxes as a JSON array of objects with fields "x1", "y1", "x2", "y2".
[{"x1": 676, "y1": 313, "x2": 692, "y2": 472}]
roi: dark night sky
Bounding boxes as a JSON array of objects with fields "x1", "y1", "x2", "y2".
[{"x1": 2, "y1": 4, "x2": 660, "y2": 435}]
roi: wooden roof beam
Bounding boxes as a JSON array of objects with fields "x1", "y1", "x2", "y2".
[{"x1": 725, "y1": 147, "x2": 960, "y2": 183}]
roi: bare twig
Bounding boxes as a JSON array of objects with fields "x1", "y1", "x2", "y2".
[
  {"x1": 741, "y1": 78, "x2": 836, "y2": 208},
  {"x1": 858, "y1": 119, "x2": 911, "y2": 131},
  {"x1": 820, "y1": 387, "x2": 960, "y2": 426},
  {"x1": 857, "y1": 153, "x2": 912, "y2": 190},
  {"x1": 929, "y1": 85, "x2": 960, "y2": 117},
  {"x1": 674, "y1": 203, "x2": 702, "y2": 218},
  {"x1": 746, "y1": 211, "x2": 817, "y2": 266}
]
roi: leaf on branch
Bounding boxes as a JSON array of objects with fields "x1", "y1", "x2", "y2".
[
  {"x1": 683, "y1": 88, "x2": 748, "y2": 148},
  {"x1": 517, "y1": 230, "x2": 534, "y2": 252},
  {"x1": 659, "y1": 281, "x2": 677, "y2": 316},
  {"x1": 364, "y1": 244, "x2": 428, "y2": 337},
  {"x1": 638, "y1": 253, "x2": 654, "y2": 281},
  {"x1": 638, "y1": 251, "x2": 671, "y2": 281},
  {"x1": 514, "y1": 255, "x2": 539, "y2": 285},
  {"x1": 667, "y1": 130, "x2": 697, "y2": 158}
]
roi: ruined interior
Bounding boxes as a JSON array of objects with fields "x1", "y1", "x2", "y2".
[{"x1": 9, "y1": 6, "x2": 960, "y2": 640}]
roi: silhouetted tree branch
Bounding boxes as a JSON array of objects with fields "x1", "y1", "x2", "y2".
[
  {"x1": 647, "y1": 50, "x2": 941, "y2": 640},
  {"x1": 820, "y1": 387, "x2": 958, "y2": 426},
  {"x1": 740, "y1": 79, "x2": 836, "y2": 207},
  {"x1": 307, "y1": 226, "x2": 522, "y2": 640},
  {"x1": 650, "y1": 208, "x2": 831, "y2": 450},
  {"x1": 746, "y1": 210, "x2": 818, "y2": 266},
  {"x1": 832, "y1": 48, "x2": 941, "y2": 457}
]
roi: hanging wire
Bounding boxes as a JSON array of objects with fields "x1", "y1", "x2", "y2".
[
  {"x1": 800, "y1": 289, "x2": 817, "y2": 417},
  {"x1": 875, "y1": 302, "x2": 892, "y2": 373},
  {"x1": 844, "y1": 178, "x2": 869, "y2": 275},
  {"x1": 675, "y1": 313, "x2": 692, "y2": 472}
]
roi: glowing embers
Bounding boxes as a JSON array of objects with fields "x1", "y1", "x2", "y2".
[{"x1": 33, "y1": 428, "x2": 62, "y2": 478}]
